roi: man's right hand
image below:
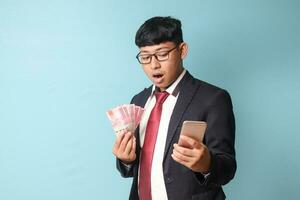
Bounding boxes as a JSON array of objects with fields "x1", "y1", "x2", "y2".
[{"x1": 113, "y1": 131, "x2": 137, "y2": 164}]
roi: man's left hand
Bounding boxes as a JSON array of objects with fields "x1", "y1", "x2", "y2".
[{"x1": 171, "y1": 135, "x2": 211, "y2": 173}]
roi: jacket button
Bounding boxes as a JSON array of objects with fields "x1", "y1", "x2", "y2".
[{"x1": 165, "y1": 177, "x2": 173, "y2": 184}]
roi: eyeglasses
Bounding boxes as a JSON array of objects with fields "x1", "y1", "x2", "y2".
[{"x1": 136, "y1": 46, "x2": 178, "y2": 64}]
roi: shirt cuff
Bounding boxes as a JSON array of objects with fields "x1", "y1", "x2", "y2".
[
  {"x1": 121, "y1": 161, "x2": 133, "y2": 170},
  {"x1": 201, "y1": 172, "x2": 211, "y2": 180}
]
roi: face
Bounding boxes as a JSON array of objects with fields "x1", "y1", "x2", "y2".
[{"x1": 138, "y1": 41, "x2": 188, "y2": 91}]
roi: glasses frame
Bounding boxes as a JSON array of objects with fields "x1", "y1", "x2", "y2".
[{"x1": 136, "y1": 45, "x2": 178, "y2": 64}]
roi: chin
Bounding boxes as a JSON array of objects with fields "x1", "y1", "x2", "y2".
[{"x1": 156, "y1": 84, "x2": 168, "y2": 91}]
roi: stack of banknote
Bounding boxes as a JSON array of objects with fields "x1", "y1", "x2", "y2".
[{"x1": 106, "y1": 104, "x2": 145, "y2": 134}]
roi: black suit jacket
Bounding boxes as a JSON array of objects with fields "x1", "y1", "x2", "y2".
[{"x1": 117, "y1": 71, "x2": 236, "y2": 200}]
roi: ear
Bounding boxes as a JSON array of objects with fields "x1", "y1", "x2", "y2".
[{"x1": 179, "y1": 42, "x2": 188, "y2": 59}]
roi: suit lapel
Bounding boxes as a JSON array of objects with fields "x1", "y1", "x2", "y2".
[
  {"x1": 133, "y1": 87, "x2": 152, "y2": 149},
  {"x1": 163, "y1": 72, "x2": 199, "y2": 159},
  {"x1": 134, "y1": 87, "x2": 152, "y2": 108}
]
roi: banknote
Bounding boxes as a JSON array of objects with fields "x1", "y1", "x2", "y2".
[{"x1": 106, "y1": 104, "x2": 144, "y2": 134}]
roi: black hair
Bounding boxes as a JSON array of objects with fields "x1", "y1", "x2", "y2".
[{"x1": 135, "y1": 16, "x2": 183, "y2": 47}]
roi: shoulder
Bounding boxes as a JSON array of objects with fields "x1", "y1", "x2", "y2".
[
  {"x1": 190, "y1": 76, "x2": 232, "y2": 107},
  {"x1": 130, "y1": 86, "x2": 152, "y2": 106}
]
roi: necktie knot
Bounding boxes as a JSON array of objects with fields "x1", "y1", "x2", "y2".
[{"x1": 154, "y1": 91, "x2": 169, "y2": 105}]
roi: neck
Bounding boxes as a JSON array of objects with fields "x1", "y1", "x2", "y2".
[{"x1": 158, "y1": 67, "x2": 184, "y2": 92}]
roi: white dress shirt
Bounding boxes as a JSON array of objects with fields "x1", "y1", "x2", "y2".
[{"x1": 138, "y1": 69, "x2": 186, "y2": 200}]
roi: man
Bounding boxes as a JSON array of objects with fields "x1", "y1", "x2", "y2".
[{"x1": 113, "y1": 16, "x2": 236, "y2": 200}]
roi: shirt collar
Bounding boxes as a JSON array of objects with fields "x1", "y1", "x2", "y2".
[{"x1": 151, "y1": 69, "x2": 186, "y2": 97}]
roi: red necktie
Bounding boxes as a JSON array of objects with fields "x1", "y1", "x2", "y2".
[{"x1": 139, "y1": 91, "x2": 169, "y2": 200}]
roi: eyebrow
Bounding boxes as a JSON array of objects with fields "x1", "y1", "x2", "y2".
[{"x1": 140, "y1": 46, "x2": 170, "y2": 53}]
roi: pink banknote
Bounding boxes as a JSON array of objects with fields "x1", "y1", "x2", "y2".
[{"x1": 106, "y1": 104, "x2": 144, "y2": 134}]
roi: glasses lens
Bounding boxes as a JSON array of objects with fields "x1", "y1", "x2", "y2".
[
  {"x1": 138, "y1": 55, "x2": 151, "y2": 64},
  {"x1": 156, "y1": 52, "x2": 169, "y2": 61}
]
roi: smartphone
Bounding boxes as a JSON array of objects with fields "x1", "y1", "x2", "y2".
[{"x1": 178, "y1": 121, "x2": 207, "y2": 147}]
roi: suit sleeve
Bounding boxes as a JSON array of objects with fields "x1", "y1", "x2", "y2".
[
  {"x1": 202, "y1": 89, "x2": 236, "y2": 186},
  {"x1": 116, "y1": 158, "x2": 137, "y2": 178}
]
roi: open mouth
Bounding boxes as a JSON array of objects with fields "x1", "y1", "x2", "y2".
[
  {"x1": 152, "y1": 73, "x2": 164, "y2": 84},
  {"x1": 153, "y1": 74, "x2": 163, "y2": 79}
]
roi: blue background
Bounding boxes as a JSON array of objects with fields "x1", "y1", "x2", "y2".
[{"x1": 1, "y1": 0, "x2": 299, "y2": 199}]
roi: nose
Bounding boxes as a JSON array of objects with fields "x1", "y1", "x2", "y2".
[{"x1": 150, "y1": 55, "x2": 161, "y2": 70}]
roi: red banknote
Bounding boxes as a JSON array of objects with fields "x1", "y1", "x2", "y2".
[{"x1": 106, "y1": 104, "x2": 145, "y2": 134}]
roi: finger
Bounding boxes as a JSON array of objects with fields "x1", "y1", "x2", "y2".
[
  {"x1": 131, "y1": 137, "x2": 136, "y2": 155},
  {"x1": 113, "y1": 132, "x2": 126, "y2": 152},
  {"x1": 172, "y1": 148, "x2": 192, "y2": 162},
  {"x1": 171, "y1": 153, "x2": 180, "y2": 163},
  {"x1": 129, "y1": 137, "x2": 137, "y2": 159},
  {"x1": 179, "y1": 135, "x2": 200, "y2": 148},
  {"x1": 119, "y1": 132, "x2": 133, "y2": 152},
  {"x1": 198, "y1": 142, "x2": 206, "y2": 149},
  {"x1": 173, "y1": 144, "x2": 194, "y2": 157},
  {"x1": 124, "y1": 136, "x2": 133, "y2": 155},
  {"x1": 171, "y1": 153, "x2": 189, "y2": 166}
]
